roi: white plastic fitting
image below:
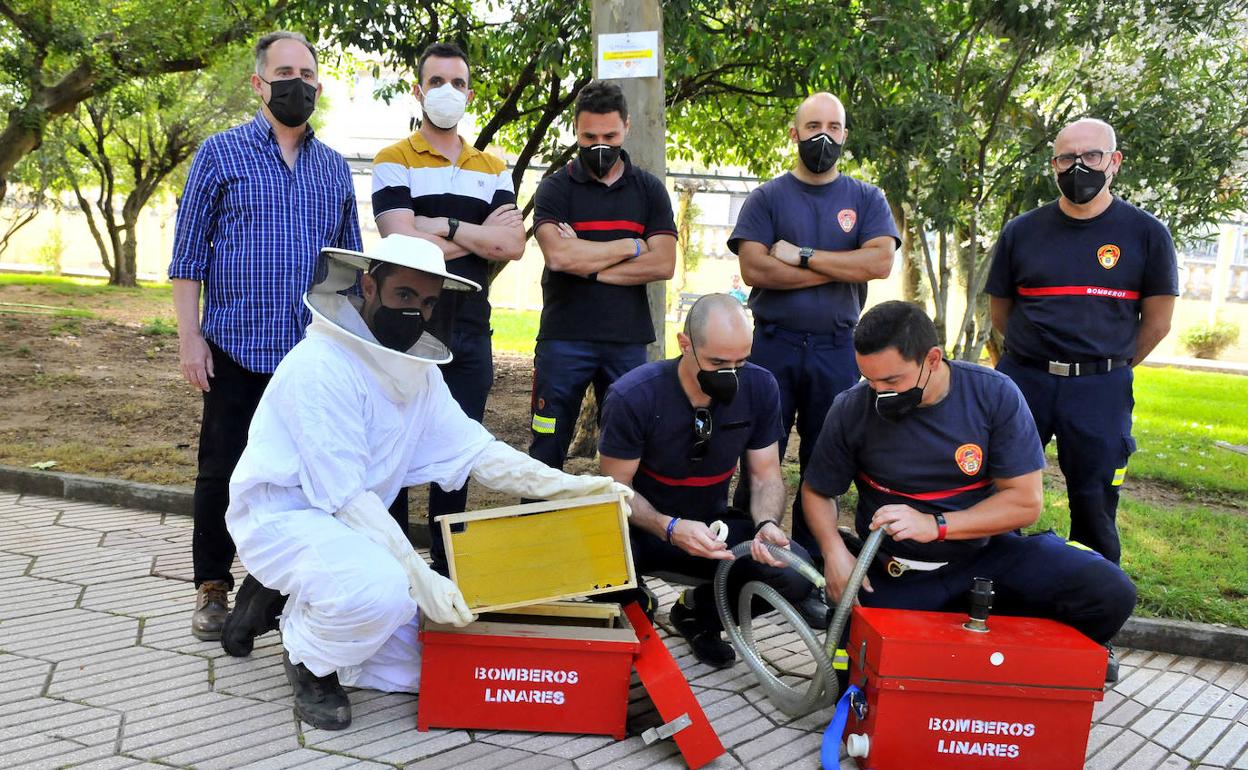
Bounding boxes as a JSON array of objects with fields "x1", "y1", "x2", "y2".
[{"x1": 846, "y1": 733, "x2": 870, "y2": 758}]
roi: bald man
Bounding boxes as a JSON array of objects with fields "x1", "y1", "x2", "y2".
[
  {"x1": 986, "y1": 118, "x2": 1178, "y2": 565},
  {"x1": 597, "y1": 295, "x2": 815, "y2": 669},
  {"x1": 728, "y1": 92, "x2": 900, "y2": 560}
]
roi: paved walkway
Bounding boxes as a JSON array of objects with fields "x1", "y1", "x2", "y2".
[{"x1": 0, "y1": 491, "x2": 1245, "y2": 769}]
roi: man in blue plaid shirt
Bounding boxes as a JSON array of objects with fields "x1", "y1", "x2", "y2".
[{"x1": 169, "y1": 30, "x2": 362, "y2": 641}]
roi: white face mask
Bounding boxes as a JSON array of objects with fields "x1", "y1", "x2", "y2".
[{"x1": 421, "y1": 83, "x2": 467, "y2": 129}]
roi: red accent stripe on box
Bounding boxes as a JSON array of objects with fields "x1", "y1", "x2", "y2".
[
  {"x1": 1016, "y1": 285, "x2": 1140, "y2": 300},
  {"x1": 857, "y1": 471, "x2": 992, "y2": 501},
  {"x1": 572, "y1": 220, "x2": 647, "y2": 234},
  {"x1": 641, "y1": 465, "x2": 736, "y2": 488}
]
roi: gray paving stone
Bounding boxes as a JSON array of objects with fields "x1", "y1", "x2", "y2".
[
  {"x1": 1202, "y1": 722, "x2": 1248, "y2": 767},
  {"x1": 734, "y1": 724, "x2": 822, "y2": 769},
  {"x1": 1131, "y1": 707, "x2": 1178, "y2": 738},
  {"x1": 165, "y1": 723, "x2": 302, "y2": 768},
  {"x1": 0, "y1": 549, "x2": 33, "y2": 578},
  {"x1": 1177, "y1": 716, "x2": 1232, "y2": 760},
  {"x1": 4, "y1": 741, "x2": 119, "y2": 769},
  {"x1": 123, "y1": 698, "x2": 288, "y2": 752},
  {"x1": 0, "y1": 575, "x2": 82, "y2": 619},
  {"x1": 1214, "y1": 693, "x2": 1247, "y2": 721},
  {"x1": 233, "y1": 748, "x2": 394, "y2": 770},
  {"x1": 1086, "y1": 728, "x2": 1148, "y2": 769},
  {"x1": 1155, "y1": 712, "x2": 1204, "y2": 750}
]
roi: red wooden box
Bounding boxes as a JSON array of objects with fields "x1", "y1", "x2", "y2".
[
  {"x1": 417, "y1": 602, "x2": 639, "y2": 738},
  {"x1": 845, "y1": 607, "x2": 1107, "y2": 770}
]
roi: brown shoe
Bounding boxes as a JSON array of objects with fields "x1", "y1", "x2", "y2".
[{"x1": 191, "y1": 580, "x2": 230, "y2": 640}]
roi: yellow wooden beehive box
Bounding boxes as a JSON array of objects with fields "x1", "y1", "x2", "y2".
[{"x1": 439, "y1": 492, "x2": 636, "y2": 613}]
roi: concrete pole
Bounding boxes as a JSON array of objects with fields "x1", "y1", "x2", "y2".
[{"x1": 592, "y1": 0, "x2": 666, "y2": 360}]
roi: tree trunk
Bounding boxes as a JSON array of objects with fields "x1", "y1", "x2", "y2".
[
  {"x1": 568, "y1": 390, "x2": 600, "y2": 459},
  {"x1": 892, "y1": 202, "x2": 922, "y2": 303},
  {"x1": 114, "y1": 223, "x2": 138, "y2": 287}
]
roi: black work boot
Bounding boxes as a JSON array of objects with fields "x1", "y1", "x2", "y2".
[
  {"x1": 670, "y1": 591, "x2": 736, "y2": 669},
  {"x1": 1105, "y1": 644, "x2": 1120, "y2": 684},
  {"x1": 283, "y1": 652, "x2": 351, "y2": 730},
  {"x1": 191, "y1": 580, "x2": 230, "y2": 641},
  {"x1": 221, "y1": 574, "x2": 287, "y2": 657}
]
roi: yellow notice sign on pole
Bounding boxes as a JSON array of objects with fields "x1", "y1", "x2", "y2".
[{"x1": 596, "y1": 30, "x2": 659, "y2": 79}]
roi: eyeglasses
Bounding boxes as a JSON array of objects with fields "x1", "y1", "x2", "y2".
[
  {"x1": 1051, "y1": 150, "x2": 1111, "y2": 172},
  {"x1": 689, "y1": 407, "x2": 712, "y2": 462}
]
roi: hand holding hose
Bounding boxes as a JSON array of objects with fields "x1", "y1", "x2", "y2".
[
  {"x1": 751, "y1": 521, "x2": 791, "y2": 568},
  {"x1": 822, "y1": 543, "x2": 873, "y2": 604}
]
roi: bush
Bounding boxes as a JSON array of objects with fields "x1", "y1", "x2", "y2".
[
  {"x1": 1180, "y1": 318, "x2": 1240, "y2": 359},
  {"x1": 140, "y1": 317, "x2": 177, "y2": 336}
]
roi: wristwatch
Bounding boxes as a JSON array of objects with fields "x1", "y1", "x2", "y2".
[
  {"x1": 933, "y1": 512, "x2": 948, "y2": 541},
  {"x1": 798, "y1": 246, "x2": 814, "y2": 269},
  {"x1": 446, "y1": 217, "x2": 461, "y2": 241}
]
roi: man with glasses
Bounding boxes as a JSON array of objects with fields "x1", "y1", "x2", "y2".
[
  {"x1": 986, "y1": 117, "x2": 1178, "y2": 567},
  {"x1": 597, "y1": 294, "x2": 814, "y2": 668},
  {"x1": 170, "y1": 31, "x2": 362, "y2": 641}
]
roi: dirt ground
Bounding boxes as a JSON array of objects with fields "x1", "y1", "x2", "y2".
[{"x1": 2, "y1": 281, "x2": 1236, "y2": 524}]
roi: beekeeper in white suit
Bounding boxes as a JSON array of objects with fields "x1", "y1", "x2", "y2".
[{"x1": 224, "y1": 234, "x2": 631, "y2": 731}]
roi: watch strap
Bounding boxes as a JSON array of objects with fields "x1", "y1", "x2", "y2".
[
  {"x1": 447, "y1": 217, "x2": 460, "y2": 241},
  {"x1": 934, "y1": 512, "x2": 948, "y2": 541},
  {"x1": 799, "y1": 246, "x2": 814, "y2": 269}
]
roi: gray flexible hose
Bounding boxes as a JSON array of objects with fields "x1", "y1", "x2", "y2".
[{"x1": 713, "y1": 529, "x2": 885, "y2": 716}]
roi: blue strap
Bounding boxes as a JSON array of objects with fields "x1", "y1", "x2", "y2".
[{"x1": 821, "y1": 685, "x2": 862, "y2": 770}]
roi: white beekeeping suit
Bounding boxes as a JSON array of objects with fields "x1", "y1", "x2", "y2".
[{"x1": 226, "y1": 236, "x2": 629, "y2": 695}]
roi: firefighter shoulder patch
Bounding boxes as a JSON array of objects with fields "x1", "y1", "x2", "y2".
[
  {"x1": 955, "y1": 443, "x2": 984, "y2": 476},
  {"x1": 837, "y1": 208, "x2": 857, "y2": 233},
  {"x1": 1097, "y1": 244, "x2": 1121, "y2": 269}
]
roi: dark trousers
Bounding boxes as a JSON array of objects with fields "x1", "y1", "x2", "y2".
[
  {"x1": 192, "y1": 342, "x2": 271, "y2": 589},
  {"x1": 601, "y1": 512, "x2": 815, "y2": 633},
  {"x1": 428, "y1": 330, "x2": 494, "y2": 573},
  {"x1": 734, "y1": 323, "x2": 858, "y2": 559},
  {"x1": 997, "y1": 356, "x2": 1135, "y2": 563},
  {"x1": 850, "y1": 531, "x2": 1136, "y2": 645},
  {"x1": 528, "y1": 339, "x2": 648, "y2": 471}
]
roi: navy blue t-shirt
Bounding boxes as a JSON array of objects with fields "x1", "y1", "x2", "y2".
[
  {"x1": 804, "y1": 361, "x2": 1046, "y2": 562},
  {"x1": 599, "y1": 359, "x2": 784, "y2": 521},
  {"x1": 728, "y1": 173, "x2": 900, "y2": 333},
  {"x1": 984, "y1": 198, "x2": 1178, "y2": 362}
]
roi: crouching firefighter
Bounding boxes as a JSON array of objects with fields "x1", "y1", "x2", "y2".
[
  {"x1": 220, "y1": 234, "x2": 631, "y2": 730},
  {"x1": 801, "y1": 301, "x2": 1136, "y2": 683}
]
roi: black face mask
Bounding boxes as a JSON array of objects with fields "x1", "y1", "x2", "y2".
[
  {"x1": 874, "y1": 359, "x2": 932, "y2": 422},
  {"x1": 798, "y1": 133, "x2": 842, "y2": 175},
  {"x1": 1057, "y1": 162, "x2": 1108, "y2": 205},
  {"x1": 578, "y1": 143, "x2": 622, "y2": 179},
  {"x1": 691, "y1": 345, "x2": 739, "y2": 405},
  {"x1": 370, "y1": 304, "x2": 426, "y2": 352},
  {"x1": 261, "y1": 76, "x2": 317, "y2": 128}
]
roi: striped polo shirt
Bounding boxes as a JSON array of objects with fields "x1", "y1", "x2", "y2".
[{"x1": 371, "y1": 132, "x2": 515, "y2": 337}]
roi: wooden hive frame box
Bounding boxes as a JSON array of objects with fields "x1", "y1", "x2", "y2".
[{"x1": 438, "y1": 492, "x2": 637, "y2": 613}]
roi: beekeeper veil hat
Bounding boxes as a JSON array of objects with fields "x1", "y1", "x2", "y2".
[{"x1": 303, "y1": 234, "x2": 481, "y2": 371}]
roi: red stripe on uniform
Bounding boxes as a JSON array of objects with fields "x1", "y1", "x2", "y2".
[
  {"x1": 641, "y1": 465, "x2": 736, "y2": 487},
  {"x1": 1016, "y1": 285, "x2": 1140, "y2": 300},
  {"x1": 572, "y1": 220, "x2": 646, "y2": 234},
  {"x1": 857, "y1": 471, "x2": 992, "y2": 501}
]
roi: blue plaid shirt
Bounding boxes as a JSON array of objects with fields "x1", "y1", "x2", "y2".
[{"x1": 169, "y1": 112, "x2": 362, "y2": 373}]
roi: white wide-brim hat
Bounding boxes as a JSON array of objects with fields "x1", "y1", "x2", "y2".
[{"x1": 322, "y1": 234, "x2": 482, "y2": 293}]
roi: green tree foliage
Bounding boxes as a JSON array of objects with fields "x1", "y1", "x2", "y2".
[
  {"x1": 0, "y1": 0, "x2": 292, "y2": 200},
  {"x1": 294, "y1": 1, "x2": 1245, "y2": 360},
  {"x1": 49, "y1": 57, "x2": 254, "y2": 286}
]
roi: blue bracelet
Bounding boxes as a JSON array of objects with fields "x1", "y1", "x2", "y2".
[
  {"x1": 666, "y1": 516, "x2": 680, "y2": 543},
  {"x1": 632, "y1": 238, "x2": 642, "y2": 259}
]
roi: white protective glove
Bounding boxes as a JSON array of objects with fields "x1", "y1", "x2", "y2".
[
  {"x1": 468, "y1": 440, "x2": 634, "y2": 514},
  {"x1": 336, "y1": 490, "x2": 475, "y2": 627}
]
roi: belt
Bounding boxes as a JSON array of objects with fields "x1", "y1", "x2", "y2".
[
  {"x1": 883, "y1": 555, "x2": 949, "y2": 578},
  {"x1": 1008, "y1": 354, "x2": 1130, "y2": 377}
]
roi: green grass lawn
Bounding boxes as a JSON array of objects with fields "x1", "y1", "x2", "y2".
[
  {"x1": 493, "y1": 308, "x2": 681, "y2": 356},
  {"x1": 1129, "y1": 365, "x2": 1248, "y2": 500}
]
